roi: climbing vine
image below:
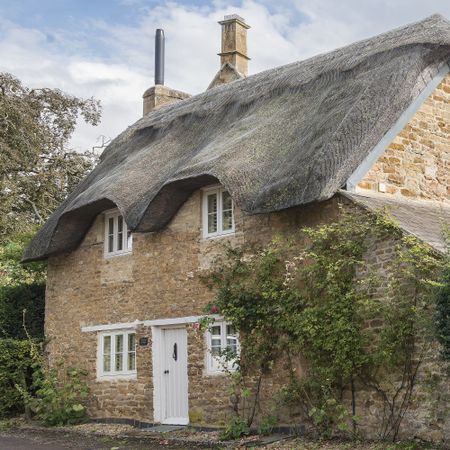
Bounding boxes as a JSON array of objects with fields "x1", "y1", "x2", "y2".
[{"x1": 203, "y1": 206, "x2": 445, "y2": 440}]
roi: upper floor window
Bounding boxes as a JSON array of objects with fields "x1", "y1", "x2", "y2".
[
  {"x1": 206, "y1": 322, "x2": 239, "y2": 374},
  {"x1": 104, "y1": 210, "x2": 132, "y2": 257},
  {"x1": 202, "y1": 186, "x2": 235, "y2": 238},
  {"x1": 98, "y1": 330, "x2": 137, "y2": 380}
]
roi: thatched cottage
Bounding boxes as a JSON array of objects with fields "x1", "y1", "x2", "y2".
[{"x1": 24, "y1": 14, "x2": 449, "y2": 439}]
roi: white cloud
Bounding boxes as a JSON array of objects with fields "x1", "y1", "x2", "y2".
[{"x1": 0, "y1": 1, "x2": 449, "y2": 152}]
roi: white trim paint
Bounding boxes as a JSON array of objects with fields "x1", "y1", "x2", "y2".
[
  {"x1": 81, "y1": 315, "x2": 221, "y2": 333},
  {"x1": 202, "y1": 185, "x2": 235, "y2": 239},
  {"x1": 96, "y1": 329, "x2": 137, "y2": 381},
  {"x1": 347, "y1": 63, "x2": 450, "y2": 191},
  {"x1": 152, "y1": 326, "x2": 189, "y2": 425}
]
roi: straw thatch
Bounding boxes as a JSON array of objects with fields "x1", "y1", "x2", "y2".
[{"x1": 23, "y1": 14, "x2": 450, "y2": 261}]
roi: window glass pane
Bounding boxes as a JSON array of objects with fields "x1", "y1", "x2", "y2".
[
  {"x1": 104, "y1": 335, "x2": 111, "y2": 353},
  {"x1": 128, "y1": 352, "x2": 136, "y2": 371},
  {"x1": 103, "y1": 354, "x2": 111, "y2": 372},
  {"x1": 127, "y1": 230, "x2": 132, "y2": 250},
  {"x1": 207, "y1": 194, "x2": 218, "y2": 234},
  {"x1": 211, "y1": 339, "x2": 222, "y2": 356},
  {"x1": 115, "y1": 335, "x2": 123, "y2": 371},
  {"x1": 211, "y1": 325, "x2": 221, "y2": 336},
  {"x1": 128, "y1": 333, "x2": 136, "y2": 351},
  {"x1": 117, "y1": 216, "x2": 123, "y2": 251},
  {"x1": 226, "y1": 325, "x2": 236, "y2": 336},
  {"x1": 222, "y1": 210, "x2": 233, "y2": 231},
  {"x1": 127, "y1": 334, "x2": 136, "y2": 371},
  {"x1": 227, "y1": 337, "x2": 238, "y2": 354},
  {"x1": 108, "y1": 218, "x2": 114, "y2": 252},
  {"x1": 222, "y1": 191, "x2": 233, "y2": 231},
  {"x1": 103, "y1": 336, "x2": 111, "y2": 372},
  {"x1": 222, "y1": 191, "x2": 232, "y2": 211}
]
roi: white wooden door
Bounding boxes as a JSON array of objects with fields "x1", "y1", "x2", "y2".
[{"x1": 161, "y1": 327, "x2": 189, "y2": 425}]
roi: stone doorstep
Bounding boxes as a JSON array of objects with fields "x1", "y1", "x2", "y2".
[{"x1": 141, "y1": 424, "x2": 186, "y2": 433}]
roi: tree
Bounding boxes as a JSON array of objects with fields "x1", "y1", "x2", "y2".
[{"x1": 0, "y1": 72, "x2": 101, "y2": 241}]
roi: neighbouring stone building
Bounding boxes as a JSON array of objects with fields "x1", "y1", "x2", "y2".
[{"x1": 24, "y1": 14, "x2": 449, "y2": 443}]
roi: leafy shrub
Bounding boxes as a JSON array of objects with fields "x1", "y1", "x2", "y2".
[
  {"x1": 257, "y1": 414, "x2": 278, "y2": 435},
  {"x1": 0, "y1": 339, "x2": 34, "y2": 418},
  {"x1": 20, "y1": 360, "x2": 90, "y2": 426},
  {"x1": 0, "y1": 283, "x2": 45, "y2": 339},
  {"x1": 219, "y1": 415, "x2": 250, "y2": 440},
  {"x1": 434, "y1": 248, "x2": 450, "y2": 361}
]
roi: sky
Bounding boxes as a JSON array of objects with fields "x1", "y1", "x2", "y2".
[{"x1": 1, "y1": 0, "x2": 449, "y2": 152}]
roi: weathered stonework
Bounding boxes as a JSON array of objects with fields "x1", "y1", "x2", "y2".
[
  {"x1": 358, "y1": 74, "x2": 450, "y2": 202},
  {"x1": 142, "y1": 85, "x2": 191, "y2": 115},
  {"x1": 45, "y1": 194, "x2": 340, "y2": 425},
  {"x1": 45, "y1": 191, "x2": 449, "y2": 443}
]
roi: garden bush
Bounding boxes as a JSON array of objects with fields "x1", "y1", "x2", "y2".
[{"x1": 0, "y1": 339, "x2": 34, "y2": 418}]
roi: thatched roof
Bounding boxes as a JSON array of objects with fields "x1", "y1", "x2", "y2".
[
  {"x1": 341, "y1": 191, "x2": 450, "y2": 253},
  {"x1": 24, "y1": 14, "x2": 450, "y2": 262}
]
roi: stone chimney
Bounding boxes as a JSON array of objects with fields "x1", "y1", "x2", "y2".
[
  {"x1": 208, "y1": 14, "x2": 250, "y2": 89},
  {"x1": 143, "y1": 29, "x2": 190, "y2": 115}
]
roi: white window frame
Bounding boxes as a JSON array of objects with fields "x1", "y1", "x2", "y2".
[
  {"x1": 205, "y1": 321, "x2": 240, "y2": 375},
  {"x1": 104, "y1": 209, "x2": 132, "y2": 257},
  {"x1": 202, "y1": 186, "x2": 235, "y2": 239},
  {"x1": 97, "y1": 329, "x2": 137, "y2": 381}
]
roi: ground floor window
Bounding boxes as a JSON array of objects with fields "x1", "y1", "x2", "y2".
[
  {"x1": 98, "y1": 330, "x2": 136, "y2": 379},
  {"x1": 206, "y1": 322, "x2": 239, "y2": 374}
]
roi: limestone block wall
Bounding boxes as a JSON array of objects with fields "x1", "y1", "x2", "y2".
[
  {"x1": 44, "y1": 191, "x2": 448, "y2": 443},
  {"x1": 45, "y1": 192, "x2": 340, "y2": 425},
  {"x1": 357, "y1": 74, "x2": 449, "y2": 201}
]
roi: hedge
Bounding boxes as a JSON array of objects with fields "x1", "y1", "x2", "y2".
[{"x1": 0, "y1": 339, "x2": 34, "y2": 418}]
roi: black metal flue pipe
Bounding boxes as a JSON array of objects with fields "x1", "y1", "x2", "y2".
[{"x1": 155, "y1": 29, "x2": 165, "y2": 85}]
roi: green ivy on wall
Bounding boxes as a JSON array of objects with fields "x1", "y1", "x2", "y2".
[{"x1": 203, "y1": 206, "x2": 446, "y2": 441}]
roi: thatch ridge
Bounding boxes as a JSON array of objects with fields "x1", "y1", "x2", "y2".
[{"x1": 23, "y1": 14, "x2": 450, "y2": 261}]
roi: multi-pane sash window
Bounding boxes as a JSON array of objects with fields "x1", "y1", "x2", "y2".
[
  {"x1": 99, "y1": 331, "x2": 136, "y2": 378},
  {"x1": 202, "y1": 187, "x2": 234, "y2": 238},
  {"x1": 206, "y1": 322, "x2": 239, "y2": 373},
  {"x1": 104, "y1": 210, "x2": 132, "y2": 256}
]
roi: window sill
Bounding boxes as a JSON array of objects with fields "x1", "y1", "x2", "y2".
[
  {"x1": 202, "y1": 231, "x2": 236, "y2": 241},
  {"x1": 104, "y1": 250, "x2": 132, "y2": 259},
  {"x1": 96, "y1": 372, "x2": 137, "y2": 382}
]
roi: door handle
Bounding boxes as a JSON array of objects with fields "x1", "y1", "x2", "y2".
[{"x1": 164, "y1": 370, "x2": 169, "y2": 374}]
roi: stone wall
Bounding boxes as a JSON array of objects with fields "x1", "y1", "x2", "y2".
[
  {"x1": 45, "y1": 192, "x2": 340, "y2": 426},
  {"x1": 357, "y1": 73, "x2": 449, "y2": 202},
  {"x1": 45, "y1": 189, "x2": 448, "y2": 440}
]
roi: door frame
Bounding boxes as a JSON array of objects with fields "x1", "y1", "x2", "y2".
[{"x1": 152, "y1": 324, "x2": 189, "y2": 425}]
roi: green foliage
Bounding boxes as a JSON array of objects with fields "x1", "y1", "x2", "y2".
[
  {"x1": 0, "y1": 231, "x2": 46, "y2": 288},
  {"x1": 219, "y1": 415, "x2": 250, "y2": 440},
  {"x1": 204, "y1": 206, "x2": 444, "y2": 440},
  {"x1": 0, "y1": 72, "x2": 101, "y2": 240},
  {"x1": 24, "y1": 364, "x2": 90, "y2": 426},
  {"x1": 0, "y1": 339, "x2": 34, "y2": 418},
  {"x1": 434, "y1": 235, "x2": 450, "y2": 361},
  {"x1": 0, "y1": 231, "x2": 46, "y2": 339},
  {"x1": 17, "y1": 340, "x2": 90, "y2": 426},
  {"x1": 0, "y1": 283, "x2": 45, "y2": 339},
  {"x1": 257, "y1": 414, "x2": 278, "y2": 436}
]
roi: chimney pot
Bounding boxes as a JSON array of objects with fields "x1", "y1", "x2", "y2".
[{"x1": 154, "y1": 29, "x2": 165, "y2": 85}]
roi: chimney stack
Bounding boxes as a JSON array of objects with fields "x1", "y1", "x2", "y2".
[
  {"x1": 207, "y1": 14, "x2": 250, "y2": 89},
  {"x1": 218, "y1": 14, "x2": 250, "y2": 77},
  {"x1": 142, "y1": 29, "x2": 191, "y2": 115}
]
